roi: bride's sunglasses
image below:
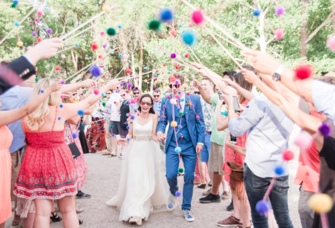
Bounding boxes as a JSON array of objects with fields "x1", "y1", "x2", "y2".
[{"x1": 140, "y1": 101, "x2": 153, "y2": 106}]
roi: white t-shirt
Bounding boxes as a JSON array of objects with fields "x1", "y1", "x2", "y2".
[{"x1": 107, "y1": 93, "x2": 122, "y2": 122}]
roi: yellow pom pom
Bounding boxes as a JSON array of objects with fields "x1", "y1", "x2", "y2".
[
  {"x1": 98, "y1": 79, "x2": 103, "y2": 83},
  {"x1": 151, "y1": 60, "x2": 154, "y2": 63},
  {"x1": 182, "y1": 84, "x2": 187, "y2": 88},
  {"x1": 144, "y1": 79, "x2": 147, "y2": 83},
  {"x1": 17, "y1": 41, "x2": 23, "y2": 47},
  {"x1": 60, "y1": 43, "x2": 64, "y2": 48},
  {"x1": 171, "y1": 121, "x2": 177, "y2": 128},
  {"x1": 308, "y1": 193, "x2": 333, "y2": 213},
  {"x1": 109, "y1": 115, "x2": 111, "y2": 118},
  {"x1": 120, "y1": 40, "x2": 125, "y2": 45},
  {"x1": 177, "y1": 41, "x2": 180, "y2": 45},
  {"x1": 102, "y1": 5, "x2": 109, "y2": 12},
  {"x1": 123, "y1": 67, "x2": 126, "y2": 70}
]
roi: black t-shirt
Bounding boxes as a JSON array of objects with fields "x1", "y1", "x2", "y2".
[{"x1": 120, "y1": 101, "x2": 130, "y2": 130}]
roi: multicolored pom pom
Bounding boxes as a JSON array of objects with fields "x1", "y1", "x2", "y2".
[
  {"x1": 275, "y1": 29, "x2": 284, "y2": 39},
  {"x1": 170, "y1": 53, "x2": 176, "y2": 58},
  {"x1": 282, "y1": 149, "x2": 294, "y2": 161},
  {"x1": 327, "y1": 36, "x2": 335, "y2": 52},
  {"x1": 91, "y1": 43, "x2": 98, "y2": 50},
  {"x1": 47, "y1": 28, "x2": 52, "y2": 34},
  {"x1": 171, "y1": 121, "x2": 177, "y2": 127},
  {"x1": 14, "y1": 22, "x2": 20, "y2": 26},
  {"x1": 55, "y1": 66, "x2": 60, "y2": 71},
  {"x1": 126, "y1": 69, "x2": 132, "y2": 74},
  {"x1": 178, "y1": 168, "x2": 184, "y2": 173},
  {"x1": 72, "y1": 132, "x2": 78, "y2": 139},
  {"x1": 274, "y1": 164, "x2": 285, "y2": 175}
]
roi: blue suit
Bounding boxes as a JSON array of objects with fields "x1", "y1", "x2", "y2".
[{"x1": 157, "y1": 92, "x2": 205, "y2": 210}]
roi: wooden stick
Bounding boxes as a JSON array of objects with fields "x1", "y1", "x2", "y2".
[
  {"x1": 62, "y1": 25, "x2": 95, "y2": 44},
  {"x1": 204, "y1": 26, "x2": 242, "y2": 68},
  {"x1": 56, "y1": 46, "x2": 76, "y2": 54},
  {"x1": 181, "y1": 0, "x2": 247, "y2": 50},
  {"x1": 0, "y1": 2, "x2": 42, "y2": 5},
  {"x1": 64, "y1": 61, "x2": 97, "y2": 81},
  {"x1": 60, "y1": 5, "x2": 116, "y2": 40},
  {"x1": 0, "y1": 6, "x2": 38, "y2": 45}
]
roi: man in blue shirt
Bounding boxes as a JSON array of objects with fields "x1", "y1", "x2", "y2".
[{"x1": 153, "y1": 89, "x2": 163, "y2": 150}]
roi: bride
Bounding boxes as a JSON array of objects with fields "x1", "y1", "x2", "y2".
[{"x1": 106, "y1": 94, "x2": 173, "y2": 225}]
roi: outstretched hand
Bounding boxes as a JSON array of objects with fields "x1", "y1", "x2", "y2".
[
  {"x1": 49, "y1": 81, "x2": 63, "y2": 92},
  {"x1": 241, "y1": 69, "x2": 258, "y2": 85}
]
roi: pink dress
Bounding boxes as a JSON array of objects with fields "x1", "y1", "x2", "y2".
[
  {"x1": 0, "y1": 125, "x2": 13, "y2": 223},
  {"x1": 223, "y1": 99, "x2": 249, "y2": 202},
  {"x1": 64, "y1": 122, "x2": 88, "y2": 191}
]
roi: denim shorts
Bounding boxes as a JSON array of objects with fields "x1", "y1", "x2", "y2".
[{"x1": 200, "y1": 134, "x2": 211, "y2": 162}]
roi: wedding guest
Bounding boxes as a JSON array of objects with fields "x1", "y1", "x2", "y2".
[
  {"x1": 153, "y1": 90, "x2": 164, "y2": 150},
  {"x1": 119, "y1": 90, "x2": 131, "y2": 159},
  {"x1": 102, "y1": 90, "x2": 113, "y2": 155}
]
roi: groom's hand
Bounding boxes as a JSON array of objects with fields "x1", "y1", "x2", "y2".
[
  {"x1": 196, "y1": 144, "x2": 203, "y2": 154},
  {"x1": 157, "y1": 132, "x2": 166, "y2": 142}
]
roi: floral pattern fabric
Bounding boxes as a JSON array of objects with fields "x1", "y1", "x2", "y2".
[
  {"x1": 86, "y1": 117, "x2": 107, "y2": 153},
  {"x1": 200, "y1": 97, "x2": 215, "y2": 132}
]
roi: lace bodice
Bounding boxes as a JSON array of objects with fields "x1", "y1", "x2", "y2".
[{"x1": 133, "y1": 118, "x2": 153, "y2": 137}]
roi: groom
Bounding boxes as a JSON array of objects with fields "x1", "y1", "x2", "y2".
[{"x1": 157, "y1": 75, "x2": 205, "y2": 222}]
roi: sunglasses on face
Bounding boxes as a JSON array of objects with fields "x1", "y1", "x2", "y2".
[
  {"x1": 106, "y1": 93, "x2": 111, "y2": 95},
  {"x1": 194, "y1": 91, "x2": 200, "y2": 95},
  {"x1": 72, "y1": 93, "x2": 77, "y2": 96},
  {"x1": 154, "y1": 95, "x2": 160, "y2": 98},
  {"x1": 140, "y1": 101, "x2": 152, "y2": 106},
  {"x1": 133, "y1": 92, "x2": 140, "y2": 95},
  {"x1": 169, "y1": 84, "x2": 180, "y2": 89}
]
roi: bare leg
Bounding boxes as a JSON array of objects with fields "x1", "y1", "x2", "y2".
[
  {"x1": 34, "y1": 199, "x2": 53, "y2": 228},
  {"x1": 111, "y1": 136, "x2": 117, "y2": 155},
  {"x1": 58, "y1": 195, "x2": 79, "y2": 228},
  {"x1": 222, "y1": 179, "x2": 229, "y2": 192},
  {"x1": 13, "y1": 200, "x2": 21, "y2": 221},
  {"x1": 240, "y1": 198, "x2": 251, "y2": 228},
  {"x1": 211, "y1": 172, "x2": 223, "y2": 195},
  {"x1": 232, "y1": 193, "x2": 241, "y2": 221},
  {"x1": 197, "y1": 155, "x2": 207, "y2": 183},
  {"x1": 208, "y1": 169, "x2": 213, "y2": 183},
  {"x1": 22, "y1": 212, "x2": 35, "y2": 228}
]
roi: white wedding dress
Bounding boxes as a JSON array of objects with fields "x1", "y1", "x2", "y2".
[{"x1": 106, "y1": 117, "x2": 172, "y2": 223}]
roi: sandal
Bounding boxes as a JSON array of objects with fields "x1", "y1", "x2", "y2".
[
  {"x1": 79, "y1": 219, "x2": 84, "y2": 225},
  {"x1": 50, "y1": 211, "x2": 63, "y2": 223}
]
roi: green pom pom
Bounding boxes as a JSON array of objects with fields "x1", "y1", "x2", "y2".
[
  {"x1": 179, "y1": 112, "x2": 183, "y2": 116},
  {"x1": 178, "y1": 168, "x2": 184, "y2": 173},
  {"x1": 111, "y1": 126, "x2": 114, "y2": 128},
  {"x1": 102, "y1": 102, "x2": 106, "y2": 107},
  {"x1": 11, "y1": 3, "x2": 17, "y2": 8},
  {"x1": 163, "y1": 102, "x2": 166, "y2": 104},
  {"x1": 106, "y1": 28, "x2": 116, "y2": 36},
  {"x1": 35, "y1": 78, "x2": 39, "y2": 82},
  {"x1": 148, "y1": 20, "x2": 161, "y2": 31}
]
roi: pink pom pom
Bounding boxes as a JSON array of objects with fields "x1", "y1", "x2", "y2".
[
  {"x1": 294, "y1": 131, "x2": 313, "y2": 150},
  {"x1": 282, "y1": 149, "x2": 294, "y2": 161},
  {"x1": 327, "y1": 36, "x2": 335, "y2": 52},
  {"x1": 35, "y1": 18, "x2": 39, "y2": 22},
  {"x1": 169, "y1": 76, "x2": 176, "y2": 82},
  {"x1": 196, "y1": 115, "x2": 200, "y2": 119},
  {"x1": 294, "y1": 65, "x2": 313, "y2": 80},
  {"x1": 192, "y1": 10, "x2": 204, "y2": 25},
  {"x1": 170, "y1": 98, "x2": 176, "y2": 105},
  {"x1": 60, "y1": 95, "x2": 64, "y2": 98},
  {"x1": 175, "y1": 95, "x2": 179, "y2": 99},
  {"x1": 275, "y1": 7, "x2": 285, "y2": 15},
  {"x1": 94, "y1": 89, "x2": 100, "y2": 95},
  {"x1": 131, "y1": 98, "x2": 136, "y2": 104},
  {"x1": 170, "y1": 29, "x2": 177, "y2": 36},
  {"x1": 189, "y1": 24, "x2": 193, "y2": 27},
  {"x1": 100, "y1": 31, "x2": 105, "y2": 36},
  {"x1": 275, "y1": 29, "x2": 284, "y2": 39},
  {"x1": 37, "y1": 11, "x2": 43, "y2": 16}
]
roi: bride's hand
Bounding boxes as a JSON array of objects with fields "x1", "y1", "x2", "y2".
[{"x1": 117, "y1": 138, "x2": 126, "y2": 145}]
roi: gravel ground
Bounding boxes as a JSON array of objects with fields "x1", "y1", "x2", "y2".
[{"x1": 5, "y1": 126, "x2": 302, "y2": 228}]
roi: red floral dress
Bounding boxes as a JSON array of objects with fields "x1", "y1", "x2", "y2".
[
  {"x1": 223, "y1": 99, "x2": 249, "y2": 201},
  {"x1": 14, "y1": 109, "x2": 77, "y2": 200}
]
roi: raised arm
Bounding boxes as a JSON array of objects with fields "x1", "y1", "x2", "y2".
[
  {"x1": 193, "y1": 79, "x2": 211, "y2": 104},
  {"x1": 0, "y1": 81, "x2": 62, "y2": 127},
  {"x1": 242, "y1": 69, "x2": 321, "y2": 135},
  {"x1": 61, "y1": 79, "x2": 96, "y2": 94},
  {"x1": 225, "y1": 133, "x2": 246, "y2": 156},
  {"x1": 216, "y1": 101, "x2": 229, "y2": 131},
  {"x1": 62, "y1": 80, "x2": 118, "y2": 120},
  {"x1": 223, "y1": 78, "x2": 255, "y2": 101}
]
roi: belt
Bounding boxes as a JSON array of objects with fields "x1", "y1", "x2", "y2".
[
  {"x1": 133, "y1": 136, "x2": 152, "y2": 141},
  {"x1": 206, "y1": 131, "x2": 212, "y2": 135}
]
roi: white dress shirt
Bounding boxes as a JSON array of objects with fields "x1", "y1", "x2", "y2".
[
  {"x1": 228, "y1": 93, "x2": 294, "y2": 178},
  {"x1": 312, "y1": 80, "x2": 335, "y2": 124}
]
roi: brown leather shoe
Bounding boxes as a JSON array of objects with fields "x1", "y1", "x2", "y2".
[
  {"x1": 102, "y1": 152, "x2": 110, "y2": 155},
  {"x1": 197, "y1": 183, "x2": 206, "y2": 189},
  {"x1": 217, "y1": 215, "x2": 241, "y2": 227}
]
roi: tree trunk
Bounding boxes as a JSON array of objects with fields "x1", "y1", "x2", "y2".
[
  {"x1": 258, "y1": 7, "x2": 269, "y2": 53},
  {"x1": 150, "y1": 70, "x2": 154, "y2": 93},
  {"x1": 71, "y1": 49, "x2": 78, "y2": 71},
  {"x1": 139, "y1": 39, "x2": 143, "y2": 90},
  {"x1": 131, "y1": 52, "x2": 137, "y2": 87},
  {"x1": 331, "y1": 0, "x2": 335, "y2": 34},
  {"x1": 300, "y1": 1, "x2": 309, "y2": 58}
]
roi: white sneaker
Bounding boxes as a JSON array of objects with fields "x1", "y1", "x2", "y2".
[{"x1": 182, "y1": 210, "x2": 195, "y2": 222}]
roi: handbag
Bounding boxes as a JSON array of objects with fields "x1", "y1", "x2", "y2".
[
  {"x1": 227, "y1": 152, "x2": 244, "y2": 182},
  {"x1": 67, "y1": 122, "x2": 81, "y2": 159}
]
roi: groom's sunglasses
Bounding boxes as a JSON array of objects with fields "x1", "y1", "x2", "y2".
[{"x1": 169, "y1": 84, "x2": 180, "y2": 89}]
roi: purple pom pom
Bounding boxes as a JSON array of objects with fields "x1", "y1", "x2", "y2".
[
  {"x1": 153, "y1": 88, "x2": 156, "y2": 90},
  {"x1": 32, "y1": 32, "x2": 37, "y2": 36},
  {"x1": 275, "y1": 7, "x2": 285, "y2": 15},
  {"x1": 89, "y1": 65, "x2": 101, "y2": 77},
  {"x1": 127, "y1": 83, "x2": 133, "y2": 88},
  {"x1": 175, "y1": 191, "x2": 181, "y2": 197},
  {"x1": 131, "y1": 115, "x2": 135, "y2": 119},
  {"x1": 72, "y1": 132, "x2": 78, "y2": 139},
  {"x1": 57, "y1": 117, "x2": 61, "y2": 120},
  {"x1": 103, "y1": 44, "x2": 107, "y2": 48},
  {"x1": 256, "y1": 200, "x2": 271, "y2": 215},
  {"x1": 170, "y1": 53, "x2": 176, "y2": 59},
  {"x1": 47, "y1": 28, "x2": 52, "y2": 34},
  {"x1": 190, "y1": 104, "x2": 194, "y2": 108},
  {"x1": 318, "y1": 122, "x2": 331, "y2": 137},
  {"x1": 163, "y1": 105, "x2": 166, "y2": 108}
]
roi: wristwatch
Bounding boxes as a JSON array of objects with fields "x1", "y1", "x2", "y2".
[{"x1": 272, "y1": 65, "x2": 285, "y2": 81}]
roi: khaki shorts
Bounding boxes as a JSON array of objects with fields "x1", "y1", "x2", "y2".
[
  {"x1": 11, "y1": 149, "x2": 23, "y2": 201},
  {"x1": 208, "y1": 142, "x2": 225, "y2": 175}
]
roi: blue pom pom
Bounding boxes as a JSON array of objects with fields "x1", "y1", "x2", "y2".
[
  {"x1": 253, "y1": 9, "x2": 261, "y2": 16},
  {"x1": 40, "y1": 90, "x2": 44, "y2": 93},
  {"x1": 256, "y1": 200, "x2": 271, "y2": 215},
  {"x1": 13, "y1": 0, "x2": 19, "y2": 4},
  {"x1": 72, "y1": 132, "x2": 78, "y2": 139},
  {"x1": 75, "y1": 43, "x2": 79, "y2": 47},
  {"x1": 179, "y1": 24, "x2": 183, "y2": 27},
  {"x1": 178, "y1": 125, "x2": 182, "y2": 129},
  {"x1": 127, "y1": 138, "x2": 130, "y2": 141},
  {"x1": 89, "y1": 65, "x2": 101, "y2": 77},
  {"x1": 118, "y1": 24, "x2": 123, "y2": 28},
  {"x1": 168, "y1": 203, "x2": 173, "y2": 209},
  {"x1": 159, "y1": 8, "x2": 173, "y2": 22},
  {"x1": 60, "y1": 104, "x2": 63, "y2": 108},
  {"x1": 175, "y1": 191, "x2": 181, "y2": 197},
  {"x1": 274, "y1": 164, "x2": 285, "y2": 175},
  {"x1": 181, "y1": 30, "x2": 197, "y2": 46},
  {"x1": 126, "y1": 126, "x2": 130, "y2": 129},
  {"x1": 101, "y1": 93, "x2": 105, "y2": 97},
  {"x1": 168, "y1": 68, "x2": 171, "y2": 71},
  {"x1": 77, "y1": 110, "x2": 84, "y2": 115},
  {"x1": 119, "y1": 54, "x2": 122, "y2": 57},
  {"x1": 112, "y1": 134, "x2": 115, "y2": 137},
  {"x1": 181, "y1": 98, "x2": 184, "y2": 101},
  {"x1": 175, "y1": 147, "x2": 181, "y2": 153},
  {"x1": 57, "y1": 117, "x2": 61, "y2": 120},
  {"x1": 131, "y1": 115, "x2": 135, "y2": 119},
  {"x1": 14, "y1": 22, "x2": 20, "y2": 26},
  {"x1": 126, "y1": 113, "x2": 129, "y2": 117}
]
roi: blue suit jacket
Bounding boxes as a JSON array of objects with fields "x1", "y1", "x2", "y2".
[{"x1": 157, "y1": 92, "x2": 205, "y2": 153}]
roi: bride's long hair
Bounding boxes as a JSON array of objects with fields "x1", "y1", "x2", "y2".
[
  {"x1": 138, "y1": 94, "x2": 155, "y2": 114},
  {"x1": 25, "y1": 79, "x2": 61, "y2": 131}
]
